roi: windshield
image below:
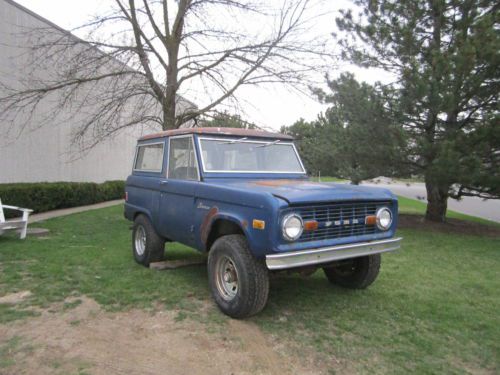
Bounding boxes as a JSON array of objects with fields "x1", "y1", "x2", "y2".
[{"x1": 198, "y1": 138, "x2": 305, "y2": 173}]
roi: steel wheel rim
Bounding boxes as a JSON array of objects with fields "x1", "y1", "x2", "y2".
[
  {"x1": 215, "y1": 256, "x2": 239, "y2": 301},
  {"x1": 135, "y1": 225, "x2": 146, "y2": 256}
]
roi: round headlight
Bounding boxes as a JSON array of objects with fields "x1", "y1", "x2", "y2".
[
  {"x1": 282, "y1": 214, "x2": 303, "y2": 241},
  {"x1": 376, "y1": 207, "x2": 393, "y2": 231}
]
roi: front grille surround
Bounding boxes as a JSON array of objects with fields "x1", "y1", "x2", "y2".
[{"x1": 281, "y1": 200, "x2": 393, "y2": 243}]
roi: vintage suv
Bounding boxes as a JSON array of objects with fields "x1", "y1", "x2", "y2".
[{"x1": 124, "y1": 127, "x2": 402, "y2": 318}]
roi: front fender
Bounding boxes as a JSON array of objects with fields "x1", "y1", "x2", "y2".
[
  {"x1": 200, "y1": 209, "x2": 251, "y2": 249},
  {"x1": 196, "y1": 205, "x2": 275, "y2": 258}
]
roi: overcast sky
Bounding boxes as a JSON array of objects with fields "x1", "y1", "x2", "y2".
[{"x1": 15, "y1": 0, "x2": 391, "y2": 131}]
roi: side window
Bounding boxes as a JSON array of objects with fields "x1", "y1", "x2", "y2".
[
  {"x1": 168, "y1": 137, "x2": 199, "y2": 180},
  {"x1": 134, "y1": 143, "x2": 164, "y2": 172}
]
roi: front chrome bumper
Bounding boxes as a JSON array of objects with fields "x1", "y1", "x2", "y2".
[{"x1": 265, "y1": 237, "x2": 402, "y2": 270}]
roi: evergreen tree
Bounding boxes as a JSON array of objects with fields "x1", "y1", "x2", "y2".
[
  {"x1": 315, "y1": 73, "x2": 405, "y2": 184},
  {"x1": 282, "y1": 74, "x2": 404, "y2": 183},
  {"x1": 202, "y1": 111, "x2": 257, "y2": 129},
  {"x1": 281, "y1": 119, "x2": 337, "y2": 177},
  {"x1": 336, "y1": 0, "x2": 499, "y2": 221}
]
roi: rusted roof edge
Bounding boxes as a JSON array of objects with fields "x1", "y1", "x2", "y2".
[{"x1": 139, "y1": 127, "x2": 294, "y2": 141}]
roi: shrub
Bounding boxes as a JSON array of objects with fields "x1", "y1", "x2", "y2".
[{"x1": 0, "y1": 181, "x2": 124, "y2": 218}]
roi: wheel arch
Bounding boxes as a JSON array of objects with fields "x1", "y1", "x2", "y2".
[
  {"x1": 204, "y1": 216, "x2": 248, "y2": 252},
  {"x1": 130, "y1": 208, "x2": 164, "y2": 238},
  {"x1": 132, "y1": 208, "x2": 153, "y2": 223},
  {"x1": 126, "y1": 202, "x2": 154, "y2": 224}
]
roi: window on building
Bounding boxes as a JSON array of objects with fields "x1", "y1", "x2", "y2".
[
  {"x1": 134, "y1": 143, "x2": 164, "y2": 172},
  {"x1": 168, "y1": 137, "x2": 199, "y2": 180}
]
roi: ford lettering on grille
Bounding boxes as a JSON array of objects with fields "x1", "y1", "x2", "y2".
[{"x1": 284, "y1": 201, "x2": 393, "y2": 242}]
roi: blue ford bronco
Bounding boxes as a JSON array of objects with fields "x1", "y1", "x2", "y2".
[{"x1": 125, "y1": 127, "x2": 402, "y2": 318}]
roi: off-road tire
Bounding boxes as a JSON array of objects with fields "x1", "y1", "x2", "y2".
[
  {"x1": 323, "y1": 254, "x2": 381, "y2": 289},
  {"x1": 208, "y1": 234, "x2": 269, "y2": 318},
  {"x1": 132, "y1": 214, "x2": 165, "y2": 266}
]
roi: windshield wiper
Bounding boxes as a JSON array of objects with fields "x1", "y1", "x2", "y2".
[
  {"x1": 256, "y1": 140, "x2": 280, "y2": 148},
  {"x1": 217, "y1": 137, "x2": 248, "y2": 145}
]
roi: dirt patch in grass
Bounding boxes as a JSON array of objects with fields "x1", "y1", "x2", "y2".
[
  {"x1": 398, "y1": 214, "x2": 500, "y2": 237},
  {"x1": 0, "y1": 291, "x2": 32, "y2": 305},
  {"x1": 0, "y1": 296, "x2": 324, "y2": 375}
]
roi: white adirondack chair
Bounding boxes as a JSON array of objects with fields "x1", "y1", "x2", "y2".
[{"x1": 0, "y1": 198, "x2": 33, "y2": 239}]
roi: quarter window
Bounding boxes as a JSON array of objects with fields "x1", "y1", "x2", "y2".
[
  {"x1": 168, "y1": 137, "x2": 199, "y2": 180},
  {"x1": 134, "y1": 143, "x2": 164, "y2": 172}
]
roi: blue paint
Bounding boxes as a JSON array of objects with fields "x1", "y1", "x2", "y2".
[{"x1": 124, "y1": 133, "x2": 399, "y2": 260}]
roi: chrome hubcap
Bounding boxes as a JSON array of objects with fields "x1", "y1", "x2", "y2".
[
  {"x1": 135, "y1": 225, "x2": 146, "y2": 256},
  {"x1": 215, "y1": 256, "x2": 239, "y2": 301}
]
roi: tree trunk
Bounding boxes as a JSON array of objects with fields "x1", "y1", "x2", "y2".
[
  {"x1": 162, "y1": 0, "x2": 187, "y2": 130},
  {"x1": 425, "y1": 180, "x2": 449, "y2": 222},
  {"x1": 163, "y1": 47, "x2": 178, "y2": 130},
  {"x1": 162, "y1": 97, "x2": 176, "y2": 130}
]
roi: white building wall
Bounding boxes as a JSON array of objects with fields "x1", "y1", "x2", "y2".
[{"x1": 0, "y1": 0, "x2": 192, "y2": 183}]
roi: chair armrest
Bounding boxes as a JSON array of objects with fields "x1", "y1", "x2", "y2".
[{"x1": 2, "y1": 205, "x2": 34, "y2": 213}]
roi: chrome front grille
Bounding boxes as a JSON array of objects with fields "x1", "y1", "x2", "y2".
[{"x1": 286, "y1": 201, "x2": 393, "y2": 243}]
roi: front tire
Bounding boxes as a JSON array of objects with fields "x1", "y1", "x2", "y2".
[
  {"x1": 208, "y1": 235, "x2": 269, "y2": 318},
  {"x1": 132, "y1": 214, "x2": 165, "y2": 266},
  {"x1": 323, "y1": 254, "x2": 381, "y2": 289}
]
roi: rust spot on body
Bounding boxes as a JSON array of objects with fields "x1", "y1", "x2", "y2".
[
  {"x1": 241, "y1": 220, "x2": 248, "y2": 228},
  {"x1": 200, "y1": 206, "x2": 219, "y2": 246},
  {"x1": 253, "y1": 179, "x2": 307, "y2": 187},
  {"x1": 139, "y1": 127, "x2": 293, "y2": 141}
]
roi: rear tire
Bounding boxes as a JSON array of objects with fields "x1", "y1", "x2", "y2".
[
  {"x1": 132, "y1": 214, "x2": 165, "y2": 266},
  {"x1": 208, "y1": 234, "x2": 269, "y2": 318},
  {"x1": 323, "y1": 254, "x2": 381, "y2": 289}
]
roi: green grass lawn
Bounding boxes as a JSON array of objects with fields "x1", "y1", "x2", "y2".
[{"x1": 1, "y1": 201, "x2": 499, "y2": 374}]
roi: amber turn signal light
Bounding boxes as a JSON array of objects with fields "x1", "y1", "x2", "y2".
[
  {"x1": 252, "y1": 219, "x2": 266, "y2": 230},
  {"x1": 303, "y1": 220, "x2": 318, "y2": 231},
  {"x1": 365, "y1": 215, "x2": 376, "y2": 225}
]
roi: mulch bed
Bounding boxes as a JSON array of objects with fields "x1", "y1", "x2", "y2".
[{"x1": 398, "y1": 214, "x2": 500, "y2": 238}]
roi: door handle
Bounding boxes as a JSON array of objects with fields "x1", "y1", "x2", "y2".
[{"x1": 160, "y1": 180, "x2": 168, "y2": 185}]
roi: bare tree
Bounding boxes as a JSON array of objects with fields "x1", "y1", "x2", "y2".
[{"x1": 0, "y1": 0, "x2": 333, "y2": 149}]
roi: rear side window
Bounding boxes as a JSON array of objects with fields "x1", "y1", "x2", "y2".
[
  {"x1": 168, "y1": 137, "x2": 199, "y2": 180},
  {"x1": 134, "y1": 143, "x2": 164, "y2": 172}
]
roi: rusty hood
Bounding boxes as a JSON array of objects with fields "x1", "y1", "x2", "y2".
[{"x1": 209, "y1": 179, "x2": 395, "y2": 204}]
